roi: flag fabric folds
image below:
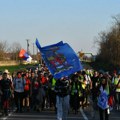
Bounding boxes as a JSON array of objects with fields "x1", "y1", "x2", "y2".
[
  {"x1": 36, "y1": 39, "x2": 83, "y2": 79},
  {"x1": 97, "y1": 90, "x2": 108, "y2": 110},
  {"x1": 19, "y1": 49, "x2": 32, "y2": 62},
  {"x1": 19, "y1": 49, "x2": 27, "y2": 58}
]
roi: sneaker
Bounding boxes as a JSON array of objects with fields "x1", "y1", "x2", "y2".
[
  {"x1": 27, "y1": 107, "x2": 30, "y2": 112},
  {"x1": 116, "y1": 106, "x2": 119, "y2": 110},
  {"x1": 5, "y1": 112, "x2": 8, "y2": 116},
  {"x1": 20, "y1": 109, "x2": 23, "y2": 113},
  {"x1": 119, "y1": 105, "x2": 120, "y2": 110},
  {"x1": 1, "y1": 112, "x2": 5, "y2": 116},
  {"x1": 15, "y1": 109, "x2": 19, "y2": 113}
]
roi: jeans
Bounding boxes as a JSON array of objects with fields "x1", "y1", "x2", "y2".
[
  {"x1": 14, "y1": 91, "x2": 24, "y2": 112},
  {"x1": 56, "y1": 95, "x2": 70, "y2": 120}
]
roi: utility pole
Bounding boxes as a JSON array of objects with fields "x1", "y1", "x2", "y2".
[
  {"x1": 33, "y1": 43, "x2": 35, "y2": 59},
  {"x1": 26, "y1": 39, "x2": 30, "y2": 54}
]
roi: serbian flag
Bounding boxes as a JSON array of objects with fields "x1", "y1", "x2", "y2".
[
  {"x1": 35, "y1": 38, "x2": 83, "y2": 79},
  {"x1": 19, "y1": 49, "x2": 29, "y2": 59}
]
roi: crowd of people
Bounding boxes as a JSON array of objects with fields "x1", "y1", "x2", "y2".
[{"x1": 0, "y1": 63, "x2": 120, "y2": 120}]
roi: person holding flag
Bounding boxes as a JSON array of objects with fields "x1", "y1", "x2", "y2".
[
  {"x1": 97, "y1": 75, "x2": 110, "y2": 120},
  {"x1": 35, "y1": 38, "x2": 83, "y2": 119},
  {"x1": 55, "y1": 76, "x2": 70, "y2": 120}
]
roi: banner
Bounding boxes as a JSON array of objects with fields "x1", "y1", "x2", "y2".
[{"x1": 36, "y1": 39, "x2": 83, "y2": 79}]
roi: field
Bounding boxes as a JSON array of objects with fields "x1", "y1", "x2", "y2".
[{"x1": 0, "y1": 64, "x2": 31, "y2": 74}]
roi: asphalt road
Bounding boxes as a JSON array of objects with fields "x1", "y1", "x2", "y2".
[
  {"x1": 0, "y1": 108, "x2": 86, "y2": 120},
  {"x1": 0, "y1": 106, "x2": 120, "y2": 120}
]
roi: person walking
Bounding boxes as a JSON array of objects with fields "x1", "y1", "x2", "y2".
[
  {"x1": 29, "y1": 71, "x2": 36, "y2": 109},
  {"x1": 31, "y1": 76, "x2": 40, "y2": 111},
  {"x1": 70, "y1": 74, "x2": 82, "y2": 114},
  {"x1": 0, "y1": 70, "x2": 14, "y2": 116},
  {"x1": 97, "y1": 76, "x2": 110, "y2": 120},
  {"x1": 112, "y1": 72, "x2": 120, "y2": 110},
  {"x1": 49, "y1": 75, "x2": 56, "y2": 110},
  {"x1": 13, "y1": 71, "x2": 26, "y2": 112},
  {"x1": 23, "y1": 72, "x2": 31, "y2": 111},
  {"x1": 55, "y1": 76, "x2": 70, "y2": 120}
]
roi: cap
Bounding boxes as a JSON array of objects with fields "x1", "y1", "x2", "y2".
[{"x1": 3, "y1": 69, "x2": 10, "y2": 74}]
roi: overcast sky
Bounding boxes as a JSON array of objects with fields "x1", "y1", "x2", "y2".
[{"x1": 0, "y1": 0, "x2": 120, "y2": 55}]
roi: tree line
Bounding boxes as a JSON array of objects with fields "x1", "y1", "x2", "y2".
[
  {"x1": 0, "y1": 41, "x2": 21, "y2": 61},
  {"x1": 95, "y1": 14, "x2": 120, "y2": 71},
  {"x1": 0, "y1": 41, "x2": 40, "y2": 61}
]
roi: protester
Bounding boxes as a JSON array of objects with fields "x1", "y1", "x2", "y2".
[
  {"x1": 0, "y1": 70, "x2": 14, "y2": 116},
  {"x1": 31, "y1": 76, "x2": 40, "y2": 111},
  {"x1": 97, "y1": 76, "x2": 110, "y2": 120},
  {"x1": 70, "y1": 74, "x2": 82, "y2": 114},
  {"x1": 23, "y1": 72, "x2": 31, "y2": 111},
  {"x1": 112, "y1": 72, "x2": 120, "y2": 110},
  {"x1": 49, "y1": 75, "x2": 57, "y2": 110},
  {"x1": 29, "y1": 71, "x2": 36, "y2": 109},
  {"x1": 36, "y1": 81, "x2": 44, "y2": 112},
  {"x1": 38, "y1": 72, "x2": 48, "y2": 110},
  {"x1": 13, "y1": 71, "x2": 26, "y2": 112},
  {"x1": 55, "y1": 76, "x2": 70, "y2": 120},
  {"x1": 91, "y1": 71, "x2": 100, "y2": 108},
  {"x1": 79, "y1": 71, "x2": 88, "y2": 108}
]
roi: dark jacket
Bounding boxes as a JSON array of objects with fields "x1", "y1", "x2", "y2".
[{"x1": 55, "y1": 78, "x2": 69, "y2": 97}]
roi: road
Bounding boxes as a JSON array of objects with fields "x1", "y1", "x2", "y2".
[
  {"x1": 0, "y1": 108, "x2": 86, "y2": 120},
  {"x1": 0, "y1": 107, "x2": 120, "y2": 120}
]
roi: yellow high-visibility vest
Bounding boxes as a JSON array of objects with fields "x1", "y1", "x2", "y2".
[{"x1": 114, "y1": 78, "x2": 120, "y2": 92}]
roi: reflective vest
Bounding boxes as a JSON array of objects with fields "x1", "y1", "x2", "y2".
[
  {"x1": 78, "y1": 75, "x2": 86, "y2": 89},
  {"x1": 71, "y1": 83, "x2": 82, "y2": 96},
  {"x1": 114, "y1": 78, "x2": 120, "y2": 92},
  {"x1": 51, "y1": 78, "x2": 56, "y2": 90}
]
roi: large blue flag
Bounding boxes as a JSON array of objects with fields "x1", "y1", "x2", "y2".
[{"x1": 36, "y1": 38, "x2": 83, "y2": 79}]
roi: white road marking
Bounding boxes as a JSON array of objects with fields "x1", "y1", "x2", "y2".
[
  {"x1": 80, "y1": 108, "x2": 88, "y2": 120},
  {"x1": 0, "y1": 111, "x2": 13, "y2": 120}
]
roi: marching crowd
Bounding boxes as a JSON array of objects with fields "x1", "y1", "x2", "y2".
[{"x1": 0, "y1": 63, "x2": 120, "y2": 120}]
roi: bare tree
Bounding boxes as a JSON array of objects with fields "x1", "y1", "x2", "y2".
[
  {"x1": 0, "y1": 40, "x2": 9, "y2": 60},
  {"x1": 96, "y1": 14, "x2": 120, "y2": 69},
  {"x1": 9, "y1": 42, "x2": 22, "y2": 60}
]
